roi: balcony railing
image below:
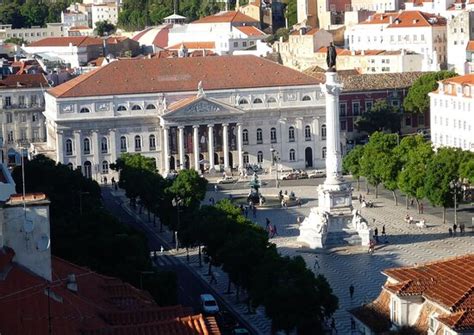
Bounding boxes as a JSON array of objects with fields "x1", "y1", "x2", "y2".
[{"x1": 3, "y1": 103, "x2": 43, "y2": 110}]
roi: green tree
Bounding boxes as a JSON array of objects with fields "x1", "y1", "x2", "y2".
[
  {"x1": 266, "y1": 27, "x2": 290, "y2": 44},
  {"x1": 459, "y1": 151, "x2": 474, "y2": 184},
  {"x1": 424, "y1": 147, "x2": 463, "y2": 222},
  {"x1": 285, "y1": 0, "x2": 297, "y2": 27},
  {"x1": 21, "y1": 0, "x2": 48, "y2": 27},
  {"x1": 166, "y1": 169, "x2": 207, "y2": 209},
  {"x1": 397, "y1": 135, "x2": 433, "y2": 210},
  {"x1": 360, "y1": 132, "x2": 398, "y2": 197},
  {"x1": 4, "y1": 37, "x2": 27, "y2": 45},
  {"x1": 403, "y1": 71, "x2": 457, "y2": 114},
  {"x1": 46, "y1": 0, "x2": 69, "y2": 23},
  {"x1": 0, "y1": 2, "x2": 25, "y2": 28},
  {"x1": 343, "y1": 145, "x2": 364, "y2": 191},
  {"x1": 355, "y1": 99, "x2": 402, "y2": 134},
  {"x1": 94, "y1": 20, "x2": 116, "y2": 36}
]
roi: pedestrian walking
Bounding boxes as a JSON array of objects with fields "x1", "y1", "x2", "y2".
[
  {"x1": 272, "y1": 224, "x2": 278, "y2": 237},
  {"x1": 382, "y1": 225, "x2": 386, "y2": 236},
  {"x1": 265, "y1": 218, "x2": 271, "y2": 230},
  {"x1": 313, "y1": 256, "x2": 320, "y2": 270},
  {"x1": 111, "y1": 177, "x2": 115, "y2": 185},
  {"x1": 460, "y1": 223, "x2": 465, "y2": 236},
  {"x1": 160, "y1": 245, "x2": 164, "y2": 254},
  {"x1": 214, "y1": 184, "x2": 218, "y2": 193},
  {"x1": 449, "y1": 228, "x2": 453, "y2": 237},
  {"x1": 240, "y1": 204, "x2": 244, "y2": 214},
  {"x1": 103, "y1": 176, "x2": 107, "y2": 185},
  {"x1": 269, "y1": 224, "x2": 274, "y2": 238},
  {"x1": 420, "y1": 202, "x2": 424, "y2": 214},
  {"x1": 244, "y1": 206, "x2": 248, "y2": 218},
  {"x1": 349, "y1": 284, "x2": 354, "y2": 299},
  {"x1": 374, "y1": 227, "x2": 379, "y2": 242},
  {"x1": 453, "y1": 223, "x2": 458, "y2": 235},
  {"x1": 410, "y1": 199, "x2": 414, "y2": 207},
  {"x1": 209, "y1": 272, "x2": 217, "y2": 284}
]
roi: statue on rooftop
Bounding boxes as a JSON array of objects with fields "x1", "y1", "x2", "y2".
[{"x1": 326, "y1": 42, "x2": 337, "y2": 72}]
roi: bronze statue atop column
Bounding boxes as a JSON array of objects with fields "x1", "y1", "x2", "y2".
[{"x1": 326, "y1": 42, "x2": 337, "y2": 72}]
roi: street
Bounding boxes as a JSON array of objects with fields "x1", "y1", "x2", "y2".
[{"x1": 101, "y1": 186, "x2": 254, "y2": 334}]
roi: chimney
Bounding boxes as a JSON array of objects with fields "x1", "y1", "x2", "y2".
[
  {"x1": 67, "y1": 273, "x2": 78, "y2": 292},
  {"x1": 389, "y1": 16, "x2": 393, "y2": 24}
]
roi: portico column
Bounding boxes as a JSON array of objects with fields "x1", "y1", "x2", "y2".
[
  {"x1": 162, "y1": 126, "x2": 170, "y2": 173},
  {"x1": 193, "y1": 125, "x2": 200, "y2": 170},
  {"x1": 74, "y1": 130, "x2": 82, "y2": 168},
  {"x1": 92, "y1": 130, "x2": 100, "y2": 170},
  {"x1": 109, "y1": 129, "x2": 117, "y2": 164},
  {"x1": 56, "y1": 130, "x2": 64, "y2": 163},
  {"x1": 222, "y1": 123, "x2": 229, "y2": 170},
  {"x1": 178, "y1": 126, "x2": 185, "y2": 170},
  {"x1": 237, "y1": 123, "x2": 243, "y2": 172},
  {"x1": 208, "y1": 124, "x2": 215, "y2": 172}
]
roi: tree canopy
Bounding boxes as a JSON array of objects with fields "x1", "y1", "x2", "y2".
[
  {"x1": 403, "y1": 71, "x2": 457, "y2": 114},
  {"x1": 0, "y1": 0, "x2": 71, "y2": 28},
  {"x1": 355, "y1": 99, "x2": 402, "y2": 134},
  {"x1": 94, "y1": 20, "x2": 116, "y2": 36}
]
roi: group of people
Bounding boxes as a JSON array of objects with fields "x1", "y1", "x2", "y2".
[
  {"x1": 240, "y1": 203, "x2": 257, "y2": 219},
  {"x1": 448, "y1": 223, "x2": 466, "y2": 237},
  {"x1": 358, "y1": 194, "x2": 373, "y2": 208}
]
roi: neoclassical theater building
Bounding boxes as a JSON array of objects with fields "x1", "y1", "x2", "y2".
[{"x1": 41, "y1": 55, "x2": 328, "y2": 179}]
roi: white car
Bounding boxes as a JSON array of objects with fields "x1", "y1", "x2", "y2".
[
  {"x1": 200, "y1": 294, "x2": 219, "y2": 314},
  {"x1": 308, "y1": 169, "x2": 326, "y2": 178},
  {"x1": 217, "y1": 176, "x2": 236, "y2": 184}
]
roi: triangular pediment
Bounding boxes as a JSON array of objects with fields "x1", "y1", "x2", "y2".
[{"x1": 162, "y1": 96, "x2": 244, "y2": 121}]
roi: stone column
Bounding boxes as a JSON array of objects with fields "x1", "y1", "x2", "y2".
[
  {"x1": 56, "y1": 130, "x2": 64, "y2": 163},
  {"x1": 74, "y1": 130, "x2": 82, "y2": 168},
  {"x1": 178, "y1": 126, "x2": 185, "y2": 170},
  {"x1": 208, "y1": 124, "x2": 215, "y2": 172},
  {"x1": 321, "y1": 72, "x2": 344, "y2": 186},
  {"x1": 109, "y1": 129, "x2": 117, "y2": 164},
  {"x1": 237, "y1": 123, "x2": 243, "y2": 172},
  {"x1": 193, "y1": 125, "x2": 200, "y2": 170},
  {"x1": 222, "y1": 123, "x2": 229, "y2": 170},
  {"x1": 162, "y1": 126, "x2": 170, "y2": 173},
  {"x1": 92, "y1": 130, "x2": 100, "y2": 165}
]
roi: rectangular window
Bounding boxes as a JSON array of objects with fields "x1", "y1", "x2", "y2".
[
  {"x1": 405, "y1": 115, "x2": 411, "y2": 126},
  {"x1": 365, "y1": 101, "x2": 373, "y2": 112},
  {"x1": 7, "y1": 130, "x2": 13, "y2": 143},
  {"x1": 32, "y1": 113, "x2": 38, "y2": 122},
  {"x1": 340, "y1": 120, "x2": 347, "y2": 130},
  {"x1": 6, "y1": 113, "x2": 12, "y2": 123},
  {"x1": 18, "y1": 96, "x2": 25, "y2": 107},
  {"x1": 5, "y1": 96, "x2": 11, "y2": 107},
  {"x1": 391, "y1": 299, "x2": 398, "y2": 323},
  {"x1": 233, "y1": 41, "x2": 238, "y2": 47},
  {"x1": 340, "y1": 103, "x2": 347, "y2": 116},
  {"x1": 242, "y1": 41, "x2": 247, "y2": 47},
  {"x1": 352, "y1": 102, "x2": 360, "y2": 116},
  {"x1": 30, "y1": 95, "x2": 37, "y2": 106},
  {"x1": 20, "y1": 114, "x2": 27, "y2": 122}
]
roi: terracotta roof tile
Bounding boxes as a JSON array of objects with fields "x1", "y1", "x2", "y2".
[
  {"x1": 350, "y1": 289, "x2": 392, "y2": 332},
  {"x1": 48, "y1": 55, "x2": 320, "y2": 98},
  {"x1": 235, "y1": 25, "x2": 267, "y2": 36},
  {"x1": 361, "y1": 13, "x2": 398, "y2": 24},
  {"x1": 441, "y1": 73, "x2": 474, "y2": 86},
  {"x1": 167, "y1": 41, "x2": 216, "y2": 50},
  {"x1": 438, "y1": 310, "x2": 474, "y2": 331},
  {"x1": 28, "y1": 36, "x2": 103, "y2": 47},
  {"x1": 387, "y1": 11, "x2": 446, "y2": 28},
  {"x1": 0, "y1": 73, "x2": 48, "y2": 89},
  {"x1": 193, "y1": 11, "x2": 258, "y2": 24}
]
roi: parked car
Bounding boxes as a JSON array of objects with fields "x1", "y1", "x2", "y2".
[
  {"x1": 233, "y1": 326, "x2": 250, "y2": 334},
  {"x1": 218, "y1": 176, "x2": 236, "y2": 184},
  {"x1": 281, "y1": 172, "x2": 299, "y2": 180},
  {"x1": 308, "y1": 169, "x2": 326, "y2": 178},
  {"x1": 297, "y1": 171, "x2": 308, "y2": 179},
  {"x1": 200, "y1": 294, "x2": 219, "y2": 314}
]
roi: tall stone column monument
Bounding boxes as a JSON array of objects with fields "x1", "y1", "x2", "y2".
[{"x1": 297, "y1": 71, "x2": 355, "y2": 249}]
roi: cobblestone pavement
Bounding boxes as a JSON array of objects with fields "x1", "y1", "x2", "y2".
[
  {"x1": 209, "y1": 183, "x2": 474, "y2": 334},
  {"x1": 111, "y1": 182, "x2": 473, "y2": 335}
]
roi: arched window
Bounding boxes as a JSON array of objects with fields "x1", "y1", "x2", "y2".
[
  {"x1": 289, "y1": 126, "x2": 295, "y2": 142},
  {"x1": 305, "y1": 125, "x2": 311, "y2": 140},
  {"x1": 243, "y1": 152, "x2": 249, "y2": 164},
  {"x1": 239, "y1": 98, "x2": 249, "y2": 105},
  {"x1": 102, "y1": 160, "x2": 109, "y2": 174},
  {"x1": 256, "y1": 128, "x2": 263, "y2": 144},
  {"x1": 83, "y1": 138, "x2": 90, "y2": 154},
  {"x1": 65, "y1": 139, "x2": 73, "y2": 156},
  {"x1": 132, "y1": 105, "x2": 142, "y2": 110},
  {"x1": 322, "y1": 147, "x2": 327, "y2": 159},
  {"x1": 302, "y1": 95, "x2": 312, "y2": 101},
  {"x1": 120, "y1": 136, "x2": 127, "y2": 152},
  {"x1": 253, "y1": 98, "x2": 263, "y2": 104},
  {"x1": 321, "y1": 124, "x2": 327, "y2": 139},
  {"x1": 79, "y1": 107, "x2": 90, "y2": 113},
  {"x1": 257, "y1": 151, "x2": 263, "y2": 163},
  {"x1": 146, "y1": 104, "x2": 156, "y2": 110},
  {"x1": 243, "y1": 129, "x2": 249, "y2": 144},
  {"x1": 117, "y1": 105, "x2": 127, "y2": 111},
  {"x1": 267, "y1": 97, "x2": 277, "y2": 103},
  {"x1": 270, "y1": 127, "x2": 277, "y2": 143},
  {"x1": 289, "y1": 149, "x2": 296, "y2": 161},
  {"x1": 134, "y1": 135, "x2": 142, "y2": 151},
  {"x1": 101, "y1": 137, "x2": 108, "y2": 153},
  {"x1": 149, "y1": 134, "x2": 156, "y2": 150}
]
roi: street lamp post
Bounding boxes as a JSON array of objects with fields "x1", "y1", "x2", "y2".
[
  {"x1": 172, "y1": 197, "x2": 182, "y2": 250},
  {"x1": 449, "y1": 180, "x2": 461, "y2": 225},
  {"x1": 270, "y1": 148, "x2": 279, "y2": 189}
]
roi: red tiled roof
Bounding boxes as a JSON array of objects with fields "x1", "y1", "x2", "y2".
[
  {"x1": 48, "y1": 55, "x2": 320, "y2": 98},
  {"x1": 193, "y1": 11, "x2": 258, "y2": 24},
  {"x1": 235, "y1": 25, "x2": 267, "y2": 36},
  {"x1": 0, "y1": 73, "x2": 48, "y2": 88},
  {"x1": 387, "y1": 11, "x2": 446, "y2": 28},
  {"x1": 383, "y1": 254, "x2": 474, "y2": 311},
  {"x1": 361, "y1": 12, "x2": 398, "y2": 24},
  {"x1": 0, "y1": 254, "x2": 220, "y2": 335},
  {"x1": 438, "y1": 310, "x2": 474, "y2": 331},
  {"x1": 440, "y1": 74, "x2": 474, "y2": 86},
  {"x1": 28, "y1": 36, "x2": 103, "y2": 47},
  {"x1": 290, "y1": 28, "x2": 320, "y2": 35},
  {"x1": 167, "y1": 41, "x2": 216, "y2": 50}
]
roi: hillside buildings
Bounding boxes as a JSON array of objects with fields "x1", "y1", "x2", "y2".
[
  {"x1": 446, "y1": 11, "x2": 474, "y2": 75},
  {"x1": 0, "y1": 23, "x2": 64, "y2": 43},
  {"x1": 429, "y1": 74, "x2": 473, "y2": 151},
  {"x1": 35, "y1": 55, "x2": 328, "y2": 180}
]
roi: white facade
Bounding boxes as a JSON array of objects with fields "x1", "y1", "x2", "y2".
[
  {"x1": 61, "y1": 8, "x2": 90, "y2": 29},
  {"x1": 0, "y1": 23, "x2": 64, "y2": 43},
  {"x1": 429, "y1": 74, "x2": 474, "y2": 152},
  {"x1": 91, "y1": 4, "x2": 119, "y2": 28},
  {"x1": 39, "y1": 57, "x2": 329, "y2": 180},
  {"x1": 345, "y1": 11, "x2": 447, "y2": 69},
  {"x1": 0, "y1": 81, "x2": 47, "y2": 165},
  {"x1": 447, "y1": 11, "x2": 474, "y2": 75},
  {"x1": 351, "y1": 0, "x2": 400, "y2": 12}
]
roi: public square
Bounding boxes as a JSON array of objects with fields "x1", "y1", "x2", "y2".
[{"x1": 193, "y1": 177, "x2": 474, "y2": 334}]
